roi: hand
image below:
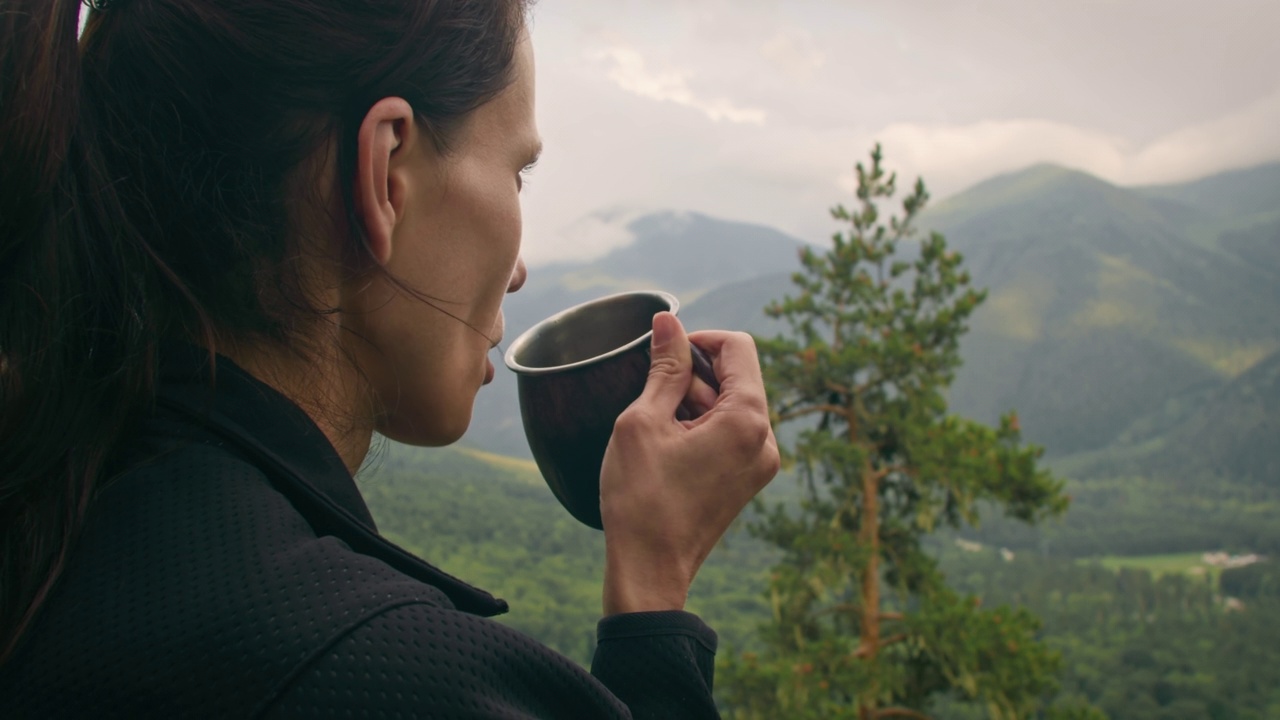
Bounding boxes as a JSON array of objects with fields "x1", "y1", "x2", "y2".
[{"x1": 599, "y1": 312, "x2": 780, "y2": 615}]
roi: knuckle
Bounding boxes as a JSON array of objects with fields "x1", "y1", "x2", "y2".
[
  {"x1": 761, "y1": 440, "x2": 782, "y2": 478},
  {"x1": 647, "y1": 353, "x2": 683, "y2": 378},
  {"x1": 747, "y1": 417, "x2": 774, "y2": 450},
  {"x1": 612, "y1": 407, "x2": 648, "y2": 439},
  {"x1": 726, "y1": 411, "x2": 773, "y2": 457}
]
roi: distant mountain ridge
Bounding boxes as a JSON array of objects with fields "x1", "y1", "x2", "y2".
[
  {"x1": 1136, "y1": 162, "x2": 1280, "y2": 227},
  {"x1": 534, "y1": 211, "x2": 806, "y2": 299},
  {"x1": 464, "y1": 161, "x2": 1280, "y2": 492},
  {"x1": 469, "y1": 210, "x2": 807, "y2": 456},
  {"x1": 920, "y1": 162, "x2": 1280, "y2": 454}
]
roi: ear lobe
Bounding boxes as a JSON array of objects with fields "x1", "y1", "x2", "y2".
[{"x1": 354, "y1": 97, "x2": 416, "y2": 266}]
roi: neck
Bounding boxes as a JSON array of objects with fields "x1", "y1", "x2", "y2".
[{"x1": 218, "y1": 337, "x2": 375, "y2": 475}]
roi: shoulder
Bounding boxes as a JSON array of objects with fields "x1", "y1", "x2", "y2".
[
  {"x1": 6, "y1": 439, "x2": 455, "y2": 718},
  {"x1": 262, "y1": 602, "x2": 628, "y2": 720}
]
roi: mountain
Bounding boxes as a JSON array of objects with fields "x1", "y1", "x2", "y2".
[
  {"x1": 533, "y1": 211, "x2": 807, "y2": 300},
  {"x1": 1075, "y1": 348, "x2": 1280, "y2": 488},
  {"x1": 678, "y1": 271, "x2": 793, "y2": 335},
  {"x1": 498, "y1": 210, "x2": 805, "y2": 339},
  {"x1": 466, "y1": 162, "x2": 1280, "y2": 478},
  {"x1": 1135, "y1": 162, "x2": 1280, "y2": 241},
  {"x1": 466, "y1": 211, "x2": 807, "y2": 457},
  {"x1": 924, "y1": 163, "x2": 1280, "y2": 454}
]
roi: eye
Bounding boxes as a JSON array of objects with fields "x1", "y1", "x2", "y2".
[{"x1": 518, "y1": 159, "x2": 539, "y2": 190}]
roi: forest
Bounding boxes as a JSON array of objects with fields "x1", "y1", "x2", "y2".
[
  {"x1": 359, "y1": 158, "x2": 1280, "y2": 717},
  {"x1": 358, "y1": 445, "x2": 1280, "y2": 718}
]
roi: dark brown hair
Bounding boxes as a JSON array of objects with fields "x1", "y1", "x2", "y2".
[{"x1": 0, "y1": 0, "x2": 530, "y2": 663}]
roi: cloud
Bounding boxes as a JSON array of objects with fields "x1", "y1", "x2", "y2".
[
  {"x1": 866, "y1": 89, "x2": 1280, "y2": 197},
  {"x1": 761, "y1": 28, "x2": 825, "y2": 82},
  {"x1": 519, "y1": 1, "x2": 1280, "y2": 266},
  {"x1": 590, "y1": 44, "x2": 768, "y2": 126}
]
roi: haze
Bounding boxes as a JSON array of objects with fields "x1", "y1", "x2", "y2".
[{"x1": 522, "y1": 0, "x2": 1280, "y2": 265}]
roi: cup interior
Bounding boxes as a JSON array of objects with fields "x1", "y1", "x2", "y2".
[{"x1": 507, "y1": 291, "x2": 676, "y2": 372}]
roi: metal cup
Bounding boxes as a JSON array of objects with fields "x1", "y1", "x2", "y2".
[{"x1": 503, "y1": 290, "x2": 718, "y2": 529}]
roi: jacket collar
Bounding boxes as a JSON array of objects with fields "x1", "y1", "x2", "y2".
[{"x1": 154, "y1": 344, "x2": 509, "y2": 618}]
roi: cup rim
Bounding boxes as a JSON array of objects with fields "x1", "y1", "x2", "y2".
[{"x1": 503, "y1": 290, "x2": 679, "y2": 376}]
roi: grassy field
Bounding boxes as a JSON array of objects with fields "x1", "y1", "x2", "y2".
[
  {"x1": 456, "y1": 447, "x2": 546, "y2": 486},
  {"x1": 1086, "y1": 552, "x2": 1222, "y2": 586}
]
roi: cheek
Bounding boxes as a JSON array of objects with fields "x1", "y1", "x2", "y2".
[
  {"x1": 483, "y1": 179, "x2": 523, "y2": 261},
  {"x1": 469, "y1": 185, "x2": 523, "y2": 302},
  {"x1": 366, "y1": 167, "x2": 521, "y2": 445}
]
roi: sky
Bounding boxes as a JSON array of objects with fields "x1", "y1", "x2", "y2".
[{"x1": 519, "y1": 0, "x2": 1280, "y2": 265}]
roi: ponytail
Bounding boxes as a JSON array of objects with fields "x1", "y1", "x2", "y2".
[
  {"x1": 0, "y1": 0, "x2": 159, "y2": 663},
  {"x1": 1, "y1": 0, "x2": 531, "y2": 666}
]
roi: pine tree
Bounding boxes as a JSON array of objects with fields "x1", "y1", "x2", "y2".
[{"x1": 719, "y1": 145, "x2": 1070, "y2": 719}]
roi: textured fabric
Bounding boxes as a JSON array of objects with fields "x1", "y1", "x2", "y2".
[{"x1": 0, "y1": 347, "x2": 719, "y2": 719}]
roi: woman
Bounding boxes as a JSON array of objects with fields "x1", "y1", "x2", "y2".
[{"x1": 0, "y1": 0, "x2": 779, "y2": 718}]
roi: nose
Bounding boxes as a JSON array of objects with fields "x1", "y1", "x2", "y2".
[{"x1": 507, "y1": 257, "x2": 527, "y2": 294}]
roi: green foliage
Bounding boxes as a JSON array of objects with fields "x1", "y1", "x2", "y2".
[
  {"x1": 945, "y1": 550, "x2": 1280, "y2": 720},
  {"x1": 356, "y1": 440, "x2": 1280, "y2": 718},
  {"x1": 956, "y1": 474, "x2": 1280, "y2": 558},
  {"x1": 357, "y1": 444, "x2": 779, "y2": 664},
  {"x1": 1219, "y1": 562, "x2": 1280, "y2": 599},
  {"x1": 346, "y1": 157, "x2": 1280, "y2": 719},
  {"x1": 719, "y1": 145, "x2": 1070, "y2": 719}
]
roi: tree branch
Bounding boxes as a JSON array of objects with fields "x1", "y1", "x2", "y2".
[
  {"x1": 812, "y1": 603, "x2": 860, "y2": 619},
  {"x1": 875, "y1": 707, "x2": 932, "y2": 720},
  {"x1": 881, "y1": 633, "x2": 908, "y2": 647}
]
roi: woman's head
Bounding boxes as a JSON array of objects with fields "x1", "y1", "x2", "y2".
[
  {"x1": 76, "y1": 0, "x2": 534, "y2": 358},
  {"x1": 0, "y1": 0, "x2": 535, "y2": 662},
  {"x1": 341, "y1": 38, "x2": 540, "y2": 447},
  {"x1": 87, "y1": 0, "x2": 541, "y2": 446}
]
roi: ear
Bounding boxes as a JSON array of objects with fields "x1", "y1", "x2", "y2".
[{"x1": 354, "y1": 97, "x2": 418, "y2": 266}]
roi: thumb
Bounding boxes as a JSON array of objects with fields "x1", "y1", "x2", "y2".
[{"x1": 638, "y1": 311, "x2": 692, "y2": 415}]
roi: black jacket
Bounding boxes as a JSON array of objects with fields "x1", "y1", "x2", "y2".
[{"x1": 2, "y1": 347, "x2": 720, "y2": 718}]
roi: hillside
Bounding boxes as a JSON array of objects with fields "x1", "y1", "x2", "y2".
[
  {"x1": 366, "y1": 161, "x2": 1280, "y2": 719},
  {"x1": 1092, "y1": 348, "x2": 1280, "y2": 488},
  {"x1": 1135, "y1": 162, "x2": 1280, "y2": 244},
  {"x1": 358, "y1": 442, "x2": 1280, "y2": 718},
  {"x1": 532, "y1": 211, "x2": 806, "y2": 302},
  {"x1": 925, "y1": 163, "x2": 1280, "y2": 454},
  {"x1": 467, "y1": 211, "x2": 807, "y2": 457},
  {"x1": 356, "y1": 444, "x2": 778, "y2": 663},
  {"x1": 467, "y1": 162, "x2": 1280, "y2": 494}
]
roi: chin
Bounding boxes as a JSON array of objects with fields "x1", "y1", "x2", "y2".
[{"x1": 379, "y1": 402, "x2": 474, "y2": 448}]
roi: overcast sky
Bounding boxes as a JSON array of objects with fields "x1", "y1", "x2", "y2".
[{"x1": 518, "y1": 0, "x2": 1280, "y2": 265}]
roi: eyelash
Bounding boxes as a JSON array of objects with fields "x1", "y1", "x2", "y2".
[{"x1": 518, "y1": 161, "x2": 538, "y2": 190}]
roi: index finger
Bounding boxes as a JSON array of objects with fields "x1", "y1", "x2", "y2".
[{"x1": 686, "y1": 330, "x2": 767, "y2": 410}]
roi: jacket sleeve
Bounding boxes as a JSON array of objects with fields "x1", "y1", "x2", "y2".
[
  {"x1": 258, "y1": 603, "x2": 720, "y2": 720},
  {"x1": 591, "y1": 611, "x2": 719, "y2": 719}
]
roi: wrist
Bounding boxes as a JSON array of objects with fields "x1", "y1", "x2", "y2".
[{"x1": 602, "y1": 545, "x2": 692, "y2": 616}]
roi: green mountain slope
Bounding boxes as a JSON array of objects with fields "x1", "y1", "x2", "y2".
[
  {"x1": 1091, "y1": 348, "x2": 1280, "y2": 488},
  {"x1": 1136, "y1": 162, "x2": 1280, "y2": 233},
  {"x1": 356, "y1": 443, "x2": 778, "y2": 664},
  {"x1": 467, "y1": 211, "x2": 807, "y2": 457},
  {"x1": 533, "y1": 212, "x2": 806, "y2": 302},
  {"x1": 924, "y1": 164, "x2": 1280, "y2": 454},
  {"x1": 1218, "y1": 215, "x2": 1280, "y2": 276},
  {"x1": 469, "y1": 162, "x2": 1280, "y2": 487}
]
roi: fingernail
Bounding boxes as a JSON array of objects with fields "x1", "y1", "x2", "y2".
[{"x1": 652, "y1": 312, "x2": 673, "y2": 350}]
